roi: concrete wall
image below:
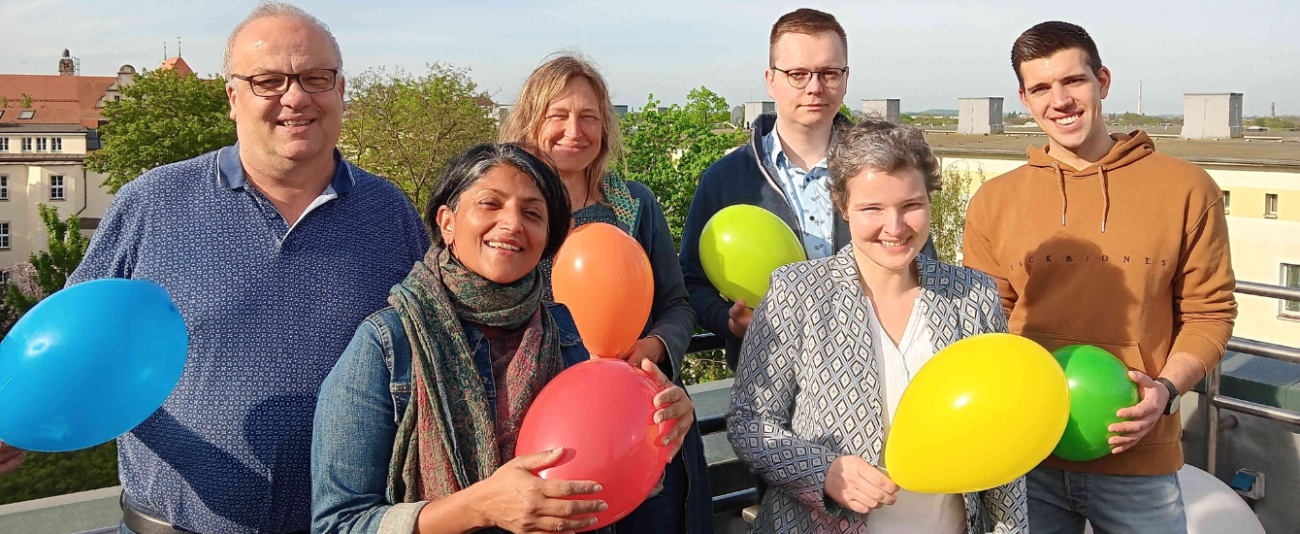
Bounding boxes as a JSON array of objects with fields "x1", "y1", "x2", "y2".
[
  {"x1": 939, "y1": 153, "x2": 1300, "y2": 347},
  {"x1": 1182, "y1": 93, "x2": 1244, "y2": 139},
  {"x1": 957, "y1": 98, "x2": 1004, "y2": 135},
  {"x1": 861, "y1": 99, "x2": 900, "y2": 124}
]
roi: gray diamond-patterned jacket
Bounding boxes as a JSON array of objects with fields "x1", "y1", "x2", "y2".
[{"x1": 727, "y1": 246, "x2": 1028, "y2": 533}]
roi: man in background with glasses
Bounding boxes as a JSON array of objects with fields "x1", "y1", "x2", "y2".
[
  {"x1": 67, "y1": 3, "x2": 429, "y2": 534},
  {"x1": 680, "y1": 8, "x2": 935, "y2": 370}
]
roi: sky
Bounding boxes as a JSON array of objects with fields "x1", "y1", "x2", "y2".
[{"x1": 2, "y1": 0, "x2": 1296, "y2": 117}]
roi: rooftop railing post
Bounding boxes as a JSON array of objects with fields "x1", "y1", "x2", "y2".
[{"x1": 1206, "y1": 364, "x2": 1221, "y2": 477}]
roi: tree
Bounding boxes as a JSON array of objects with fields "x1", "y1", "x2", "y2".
[
  {"x1": 838, "y1": 103, "x2": 855, "y2": 123},
  {"x1": 929, "y1": 164, "x2": 985, "y2": 264},
  {"x1": 339, "y1": 64, "x2": 498, "y2": 211},
  {"x1": 86, "y1": 68, "x2": 236, "y2": 193},
  {"x1": 4, "y1": 205, "x2": 90, "y2": 316},
  {"x1": 620, "y1": 87, "x2": 747, "y2": 245}
]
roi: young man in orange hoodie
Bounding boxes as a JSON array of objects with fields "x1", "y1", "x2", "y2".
[{"x1": 962, "y1": 21, "x2": 1236, "y2": 534}]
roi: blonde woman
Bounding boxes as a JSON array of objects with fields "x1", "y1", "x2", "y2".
[{"x1": 500, "y1": 55, "x2": 712, "y2": 534}]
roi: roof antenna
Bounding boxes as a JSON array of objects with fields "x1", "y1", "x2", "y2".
[
  {"x1": 177, "y1": 36, "x2": 182, "y2": 58},
  {"x1": 164, "y1": 41, "x2": 168, "y2": 60}
]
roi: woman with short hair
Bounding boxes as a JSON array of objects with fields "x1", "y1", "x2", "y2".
[
  {"x1": 727, "y1": 120, "x2": 1029, "y2": 533},
  {"x1": 500, "y1": 54, "x2": 713, "y2": 534},
  {"x1": 310, "y1": 143, "x2": 697, "y2": 534}
]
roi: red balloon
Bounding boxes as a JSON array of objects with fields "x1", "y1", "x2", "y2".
[
  {"x1": 515, "y1": 359, "x2": 674, "y2": 531},
  {"x1": 551, "y1": 223, "x2": 654, "y2": 358}
]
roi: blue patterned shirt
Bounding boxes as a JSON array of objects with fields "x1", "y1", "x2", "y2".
[
  {"x1": 764, "y1": 126, "x2": 835, "y2": 259},
  {"x1": 67, "y1": 144, "x2": 430, "y2": 534}
]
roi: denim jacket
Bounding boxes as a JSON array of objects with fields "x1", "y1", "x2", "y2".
[{"x1": 312, "y1": 303, "x2": 713, "y2": 534}]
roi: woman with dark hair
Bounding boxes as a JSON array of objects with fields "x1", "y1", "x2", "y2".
[
  {"x1": 500, "y1": 54, "x2": 712, "y2": 534},
  {"x1": 310, "y1": 143, "x2": 696, "y2": 534},
  {"x1": 727, "y1": 120, "x2": 1028, "y2": 533}
]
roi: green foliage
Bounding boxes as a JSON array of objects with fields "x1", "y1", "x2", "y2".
[
  {"x1": 340, "y1": 64, "x2": 498, "y2": 211},
  {"x1": 1248, "y1": 116, "x2": 1299, "y2": 130},
  {"x1": 0, "y1": 442, "x2": 118, "y2": 505},
  {"x1": 680, "y1": 349, "x2": 734, "y2": 385},
  {"x1": 619, "y1": 87, "x2": 747, "y2": 245},
  {"x1": 906, "y1": 114, "x2": 957, "y2": 127},
  {"x1": 3, "y1": 205, "x2": 90, "y2": 315},
  {"x1": 0, "y1": 94, "x2": 8, "y2": 109},
  {"x1": 930, "y1": 165, "x2": 985, "y2": 265},
  {"x1": 838, "y1": 103, "x2": 855, "y2": 123},
  {"x1": 20, "y1": 93, "x2": 33, "y2": 108},
  {"x1": 1113, "y1": 112, "x2": 1167, "y2": 127},
  {"x1": 87, "y1": 68, "x2": 236, "y2": 193}
]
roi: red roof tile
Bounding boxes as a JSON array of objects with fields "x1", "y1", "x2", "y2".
[{"x1": 0, "y1": 75, "x2": 117, "y2": 128}]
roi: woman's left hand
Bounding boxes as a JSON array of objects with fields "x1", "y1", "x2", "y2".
[
  {"x1": 641, "y1": 358, "x2": 693, "y2": 458},
  {"x1": 618, "y1": 337, "x2": 667, "y2": 367}
]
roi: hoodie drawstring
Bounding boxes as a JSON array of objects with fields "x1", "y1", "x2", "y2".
[
  {"x1": 1054, "y1": 161, "x2": 1067, "y2": 226},
  {"x1": 1099, "y1": 164, "x2": 1111, "y2": 233},
  {"x1": 1054, "y1": 161, "x2": 1111, "y2": 233}
]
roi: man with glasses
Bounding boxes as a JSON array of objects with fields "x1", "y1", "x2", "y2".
[
  {"x1": 681, "y1": 8, "x2": 935, "y2": 368},
  {"x1": 67, "y1": 3, "x2": 429, "y2": 534}
]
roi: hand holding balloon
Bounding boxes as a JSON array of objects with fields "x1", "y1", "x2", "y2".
[
  {"x1": 457, "y1": 447, "x2": 606, "y2": 534},
  {"x1": 0, "y1": 441, "x2": 26, "y2": 476},
  {"x1": 642, "y1": 358, "x2": 693, "y2": 458},
  {"x1": 617, "y1": 338, "x2": 667, "y2": 367},
  {"x1": 1108, "y1": 370, "x2": 1169, "y2": 454},
  {"x1": 727, "y1": 300, "x2": 753, "y2": 338},
  {"x1": 825, "y1": 456, "x2": 898, "y2": 513}
]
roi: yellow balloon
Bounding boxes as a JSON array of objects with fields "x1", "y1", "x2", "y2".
[{"x1": 884, "y1": 333, "x2": 1069, "y2": 494}]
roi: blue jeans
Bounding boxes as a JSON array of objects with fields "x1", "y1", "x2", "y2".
[{"x1": 1027, "y1": 465, "x2": 1187, "y2": 534}]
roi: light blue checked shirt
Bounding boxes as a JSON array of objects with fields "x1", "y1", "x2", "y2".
[{"x1": 764, "y1": 126, "x2": 835, "y2": 259}]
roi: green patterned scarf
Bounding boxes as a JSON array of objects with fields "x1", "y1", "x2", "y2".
[{"x1": 387, "y1": 246, "x2": 563, "y2": 503}]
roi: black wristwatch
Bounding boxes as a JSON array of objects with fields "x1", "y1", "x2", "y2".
[{"x1": 1156, "y1": 377, "x2": 1180, "y2": 415}]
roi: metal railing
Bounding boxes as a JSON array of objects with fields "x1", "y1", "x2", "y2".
[
  {"x1": 1207, "y1": 281, "x2": 1300, "y2": 475},
  {"x1": 689, "y1": 280, "x2": 1300, "y2": 514}
]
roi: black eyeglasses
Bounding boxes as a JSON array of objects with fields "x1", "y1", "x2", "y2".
[
  {"x1": 771, "y1": 66, "x2": 848, "y2": 89},
  {"x1": 230, "y1": 68, "x2": 340, "y2": 97}
]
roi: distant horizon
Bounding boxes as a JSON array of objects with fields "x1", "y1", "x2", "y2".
[{"x1": 1, "y1": 0, "x2": 1295, "y2": 117}]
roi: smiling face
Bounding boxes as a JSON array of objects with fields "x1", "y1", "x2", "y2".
[
  {"x1": 226, "y1": 15, "x2": 344, "y2": 169},
  {"x1": 437, "y1": 165, "x2": 550, "y2": 284},
  {"x1": 842, "y1": 166, "x2": 931, "y2": 274},
  {"x1": 766, "y1": 31, "x2": 848, "y2": 130},
  {"x1": 537, "y1": 76, "x2": 604, "y2": 179},
  {"x1": 1018, "y1": 47, "x2": 1112, "y2": 158}
]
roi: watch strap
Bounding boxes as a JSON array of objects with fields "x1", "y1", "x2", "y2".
[{"x1": 1156, "y1": 377, "x2": 1179, "y2": 415}]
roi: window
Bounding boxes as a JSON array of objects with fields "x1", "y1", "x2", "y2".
[
  {"x1": 51, "y1": 138, "x2": 62, "y2": 152},
  {"x1": 21, "y1": 138, "x2": 32, "y2": 151},
  {"x1": 0, "y1": 271, "x2": 8, "y2": 286},
  {"x1": 50, "y1": 175, "x2": 65, "y2": 200},
  {"x1": 0, "y1": 138, "x2": 7, "y2": 151},
  {"x1": 0, "y1": 176, "x2": 8, "y2": 200},
  {"x1": 0, "y1": 223, "x2": 9, "y2": 250},
  {"x1": 1265, "y1": 194, "x2": 1279, "y2": 219},
  {"x1": 18, "y1": 110, "x2": 34, "y2": 120},
  {"x1": 1223, "y1": 190, "x2": 1231, "y2": 215},
  {"x1": 36, "y1": 138, "x2": 48, "y2": 151},
  {"x1": 1284, "y1": 264, "x2": 1300, "y2": 319}
]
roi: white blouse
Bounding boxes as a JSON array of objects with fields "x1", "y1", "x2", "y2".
[{"x1": 865, "y1": 297, "x2": 966, "y2": 534}]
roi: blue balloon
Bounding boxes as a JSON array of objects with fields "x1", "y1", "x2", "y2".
[{"x1": 0, "y1": 279, "x2": 187, "y2": 452}]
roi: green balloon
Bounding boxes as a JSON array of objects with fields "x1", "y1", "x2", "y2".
[
  {"x1": 1051, "y1": 345, "x2": 1139, "y2": 462},
  {"x1": 699, "y1": 205, "x2": 806, "y2": 307}
]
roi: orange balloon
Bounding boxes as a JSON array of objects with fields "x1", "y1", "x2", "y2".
[{"x1": 551, "y1": 223, "x2": 654, "y2": 358}]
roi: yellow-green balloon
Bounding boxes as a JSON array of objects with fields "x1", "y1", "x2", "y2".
[{"x1": 699, "y1": 205, "x2": 806, "y2": 307}]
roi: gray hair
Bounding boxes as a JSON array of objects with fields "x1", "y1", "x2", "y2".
[
  {"x1": 221, "y1": 1, "x2": 343, "y2": 81},
  {"x1": 828, "y1": 119, "x2": 942, "y2": 211}
]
